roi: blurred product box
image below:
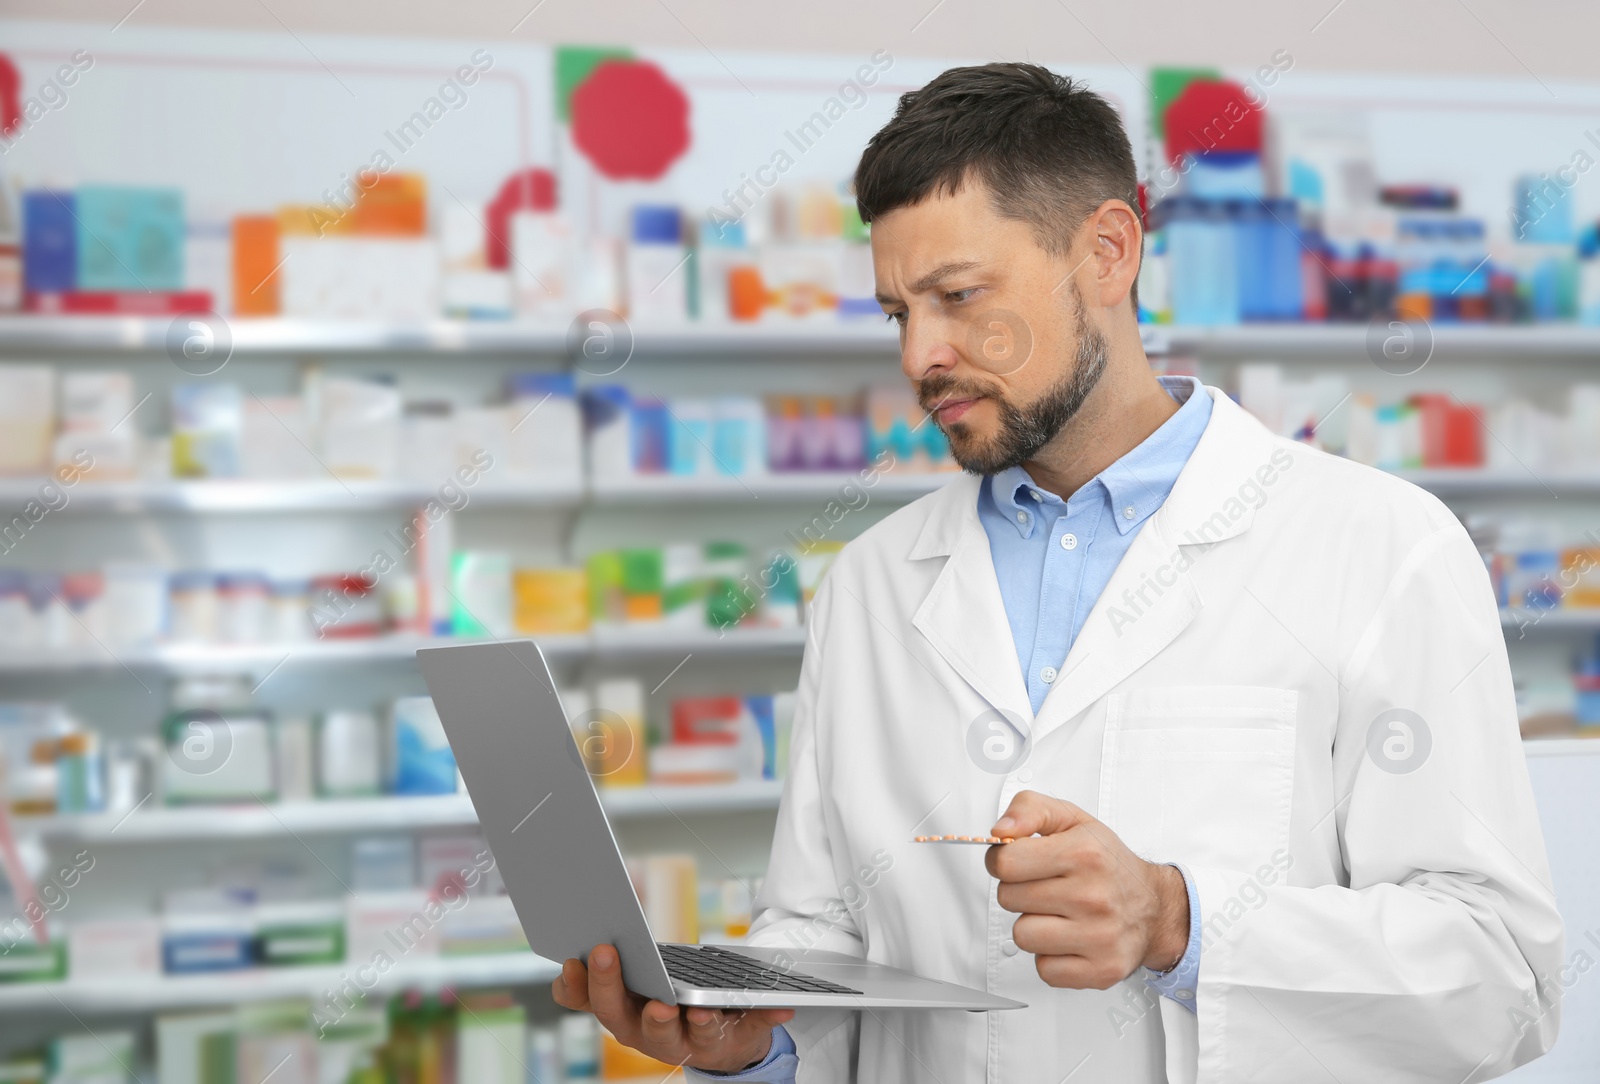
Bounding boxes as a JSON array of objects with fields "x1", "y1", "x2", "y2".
[
  {"x1": 389, "y1": 695, "x2": 457, "y2": 797},
  {"x1": 162, "y1": 889, "x2": 254, "y2": 974},
  {"x1": 313, "y1": 374, "x2": 402, "y2": 479},
  {"x1": 280, "y1": 238, "x2": 440, "y2": 321},
  {"x1": 512, "y1": 567, "x2": 588, "y2": 634},
  {"x1": 21, "y1": 191, "x2": 77, "y2": 294},
  {"x1": 456, "y1": 1000, "x2": 525, "y2": 1084},
  {"x1": 67, "y1": 919, "x2": 161, "y2": 980},
  {"x1": 75, "y1": 185, "x2": 185, "y2": 291},
  {"x1": 240, "y1": 395, "x2": 318, "y2": 479},
  {"x1": 318, "y1": 708, "x2": 383, "y2": 797},
  {"x1": 450, "y1": 552, "x2": 513, "y2": 637},
  {"x1": 253, "y1": 901, "x2": 344, "y2": 966},
  {"x1": 628, "y1": 854, "x2": 698, "y2": 944},
  {"x1": 510, "y1": 210, "x2": 573, "y2": 318},
  {"x1": 171, "y1": 383, "x2": 242, "y2": 478},
  {"x1": 0, "y1": 365, "x2": 54, "y2": 474},
  {"x1": 507, "y1": 371, "x2": 582, "y2": 482},
  {"x1": 48, "y1": 1032, "x2": 136, "y2": 1084},
  {"x1": 439, "y1": 895, "x2": 526, "y2": 957},
  {"x1": 345, "y1": 890, "x2": 441, "y2": 963},
  {"x1": 231, "y1": 214, "x2": 280, "y2": 315}
]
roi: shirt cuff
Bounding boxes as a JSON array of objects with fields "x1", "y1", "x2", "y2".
[
  {"x1": 1141, "y1": 862, "x2": 1201, "y2": 1014},
  {"x1": 683, "y1": 1025, "x2": 798, "y2": 1083}
]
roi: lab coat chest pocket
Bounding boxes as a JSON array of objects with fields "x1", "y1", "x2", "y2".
[{"x1": 1097, "y1": 686, "x2": 1297, "y2": 872}]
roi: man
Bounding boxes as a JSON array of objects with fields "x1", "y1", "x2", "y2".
[{"x1": 555, "y1": 63, "x2": 1563, "y2": 1083}]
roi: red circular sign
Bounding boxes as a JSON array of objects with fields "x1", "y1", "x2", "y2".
[{"x1": 571, "y1": 59, "x2": 691, "y2": 181}]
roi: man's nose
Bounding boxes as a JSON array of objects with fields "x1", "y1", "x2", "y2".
[{"x1": 900, "y1": 313, "x2": 962, "y2": 383}]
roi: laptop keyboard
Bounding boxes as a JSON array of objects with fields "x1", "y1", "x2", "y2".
[{"x1": 657, "y1": 943, "x2": 864, "y2": 996}]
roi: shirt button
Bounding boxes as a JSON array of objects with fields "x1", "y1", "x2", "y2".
[
  {"x1": 1015, "y1": 510, "x2": 1027, "y2": 524},
  {"x1": 1001, "y1": 939, "x2": 1019, "y2": 957},
  {"x1": 1017, "y1": 769, "x2": 1033, "y2": 783},
  {"x1": 1123, "y1": 506, "x2": 1136, "y2": 520},
  {"x1": 1030, "y1": 490, "x2": 1043, "y2": 502},
  {"x1": 1177, "y1": 988, "x2": 1195, "y2": 1000},
  {"x1": 1040, "y1": 666, "x2": 1058, "y2": 684},
  {"x1": 1060, "y1": 533, "x2": 1077, "y2": 550}
]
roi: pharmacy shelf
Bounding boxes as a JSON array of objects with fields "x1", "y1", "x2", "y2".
[
  {"x1": 0, "y1": 951, "x2": 560, "y2": 1014},
  {"x1": 1524, "y1": 736, "x2": 1600, "y2": 756},
  {"x1": 0, "y1": 315, "x2": 900, "y2": 357},
  {"x1": 20, "y1": 782, "x2": 786, "y2": 844},
  {"x1": 2, "y1": 466, "x2": 1594, "y2": 519},
  {"x1": 590, "y1": 470, "x2": 953, "y2": 504},
  {"x1": 1143, "y1": 323, "x2": 1600, "y2": 360},
  {"x1": 0, "y1": 626, "x2": 809, "y2": 676},
  {"x1": 1393, "y1": 468, "x2": 1600, "y2": 495},
  {"x1": 0, "y1": 477, "x2": 583, "y2": 514},
  {"x1": 1501, "y1": 610, "x2": 1600, "y2": 633},
  {"x1": 5, "y1": 314, "x2": 1600, "y2": 360}
]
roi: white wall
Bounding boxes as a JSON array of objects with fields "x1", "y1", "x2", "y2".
[{"x1": 3, "y1": 0, "x2": 1598, "y2": 81}]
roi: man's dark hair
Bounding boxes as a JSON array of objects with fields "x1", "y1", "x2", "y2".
[{"x1": 855, "y1": 62, "x2": 1141, "y2": 309}]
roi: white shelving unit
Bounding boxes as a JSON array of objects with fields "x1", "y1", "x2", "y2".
[
  {"x1": 0, "y1": 478, "x2": 584, "y2": 514},
  {"x1": 3, "y1": 314, "x2": 1595, "y2": 1024},
  {"x1": 0, "y1": 315, "x2": 902, "y2": 357},
  {"x1": 4, "y1": 313, "x2": 1600, "y2": 361},
  {"x1": 0, "y1": 626, "x2": 808, "y2": 675},
  {"x1": 0, "y1": 952, "x2": 561, "y2": 1014},
  {"x1": 19, "y1": 782, "x2": 786, "y2": 844}
]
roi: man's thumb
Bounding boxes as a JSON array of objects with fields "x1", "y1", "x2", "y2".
[{"x1": 992, "y1": 790, "x2": 1093, "y2": 838}]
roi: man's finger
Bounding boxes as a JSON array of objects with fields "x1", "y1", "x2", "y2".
[
  {"x1": 1011, "y1": 911, "x2": 1091, "y2": 957},
  {"x1": 554, "y1": 958, "x2": 592, "y2": 1011},
  {"x1": 987, "y1": 829, "x2": 1101, "y2": 883},
  {"x1": 683, "y1": 1006, "x2": 729, "y2": 1049},
  {"x1": 586, "y1": 945, "x2": 643, "y2": 1035},
  {"x1": 637, "y1": 999, "x2": 687, "y2": 1052},
  {"x1": 992, "y1": 790, "x2": 1094, "y2": 840}
]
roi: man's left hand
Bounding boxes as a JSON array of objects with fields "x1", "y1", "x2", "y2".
[{"x1": 984, "y1": 790, "x2": 1190, "y2": 989}]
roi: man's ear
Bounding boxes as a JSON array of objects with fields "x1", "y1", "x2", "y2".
[{"x1": 1085, "y1": 198, "x2": 1142, "y2": 311}]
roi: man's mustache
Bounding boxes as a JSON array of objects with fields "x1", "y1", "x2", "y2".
[{"x1": 916, "y1": 376, "x2": 1002, "y2": 415}]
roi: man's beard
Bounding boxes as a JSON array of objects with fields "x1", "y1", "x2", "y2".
[{"x1": 917, "y1": 288, "x2": 1110, "y2": 476}]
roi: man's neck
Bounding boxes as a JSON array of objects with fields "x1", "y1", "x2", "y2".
[{"x1": 1019, "y1": 339, "x2": 1181, "y2": 500}]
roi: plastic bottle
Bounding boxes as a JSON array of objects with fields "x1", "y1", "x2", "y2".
[{"x1": 626, "y1": 205, "x2": 687, "y2": 323}]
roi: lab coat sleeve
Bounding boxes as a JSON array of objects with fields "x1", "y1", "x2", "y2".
[
  {"x1": 741, "y1": 579, "x2": 862, "y2": 1084},
  {"x1": 1187, "y1": 523, "x2": 1564, "y2": 1083}
]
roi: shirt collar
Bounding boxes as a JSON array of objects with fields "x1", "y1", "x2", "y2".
[
  {"x1": 985, "y1": 375, "x2": 1211, "y2": 539},
  {"x1": 1094, "y1": 375, "x2": 1206, "y2": 534}
]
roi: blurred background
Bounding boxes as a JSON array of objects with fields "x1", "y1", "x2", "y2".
[{"x1": 0, "y1": 1, "x2": 1597, "y2": 1081}]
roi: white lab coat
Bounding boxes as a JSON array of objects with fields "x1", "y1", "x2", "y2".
[{"x1": 746, "y1": 388, "x2": 1563, "y2": 1083}]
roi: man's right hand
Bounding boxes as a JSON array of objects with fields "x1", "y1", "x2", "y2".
[{"x1": 552, "y1": 944, "x2": 796, "y2": 1074}]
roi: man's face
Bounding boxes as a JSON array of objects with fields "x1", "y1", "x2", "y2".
[{"x1": 872, "y1": 182, "x2": 1109, "y2": 474}]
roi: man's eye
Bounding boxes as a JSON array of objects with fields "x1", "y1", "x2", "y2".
[
  {"x1": 885, "y1": 311, "x2": 907, "y2": 326},
  {"x1": 945, "y1": 288, "x2": 978, "y2": 304}
]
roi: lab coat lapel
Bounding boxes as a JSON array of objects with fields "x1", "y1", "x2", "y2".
[
  {"x1": 1030, "y1": 389, "x2": 1275, "y2": 745},
  {"x1": 909, "y1": 480, "x2": 1034, "y2": 724},
  {"x1": 1031, "y1": 511, "x2": 1201, "y2": 745}
]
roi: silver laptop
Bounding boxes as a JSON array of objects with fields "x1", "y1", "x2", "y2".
[{"x1": 417, "y1": 639, "x2": 1024, "y2": 1011}]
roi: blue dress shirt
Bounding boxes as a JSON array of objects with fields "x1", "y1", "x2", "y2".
[{"x1": 691, "y1": 378, "x2": 1213, "y2": 1080}]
